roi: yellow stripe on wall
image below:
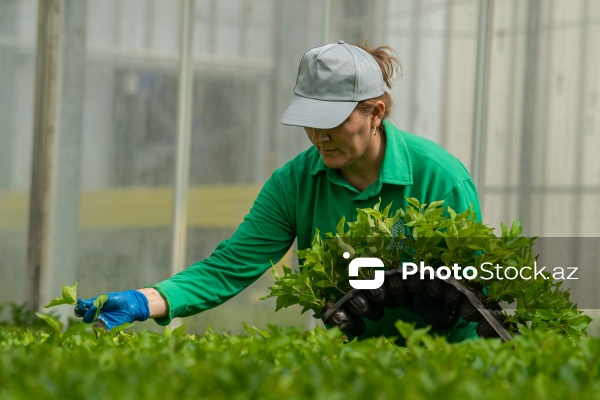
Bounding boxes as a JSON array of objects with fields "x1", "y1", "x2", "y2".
[
  {"x1": 0, "y1": 185, "x2": 261, "y2": 230},
  {"x1": 0, "y1": 191, "x2": 27, "y2": 231}
]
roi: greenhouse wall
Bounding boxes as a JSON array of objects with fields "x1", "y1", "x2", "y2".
[{"x1": 0, "y1": 0, "x2": 598, "y2": 334}]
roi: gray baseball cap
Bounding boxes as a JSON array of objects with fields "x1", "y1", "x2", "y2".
[{"x1": 280, "y1": 40, "x2": 385, "y2": 129}]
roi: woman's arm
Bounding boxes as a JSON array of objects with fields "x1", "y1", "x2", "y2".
[{"x1": 137, "y1": 288, "x2": 168, "y2": 318}]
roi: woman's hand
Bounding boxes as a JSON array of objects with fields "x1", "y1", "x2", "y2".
[{"x1": 74, "y1": 290, "x2": 150, "y2": 330}]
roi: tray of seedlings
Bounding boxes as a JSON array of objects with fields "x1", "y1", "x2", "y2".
[
  {"x1": 264, "y1": 199, "x2": 590, "y2": 343},
  {"x1": 321, "y1": 269, "x2": 512, "y2": 340}
]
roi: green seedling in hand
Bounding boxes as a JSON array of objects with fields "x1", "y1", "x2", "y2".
[
  {"x1": 45, "y1": 282, "x2": 108, "y2": 320},
  {"x1": 45, "y1": 281, "x2": 79, "y2": 308},
  {"x1": 92, "y1": 294, "x2": 108, "y2": 320}
]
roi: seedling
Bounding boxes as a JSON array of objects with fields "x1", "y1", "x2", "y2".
[
  {"x1": 45, "y1": 281, "x2": 108, "y2": 320},
  {"x1": 45, "y1": 281, "x2": 79, "y2": 307}
]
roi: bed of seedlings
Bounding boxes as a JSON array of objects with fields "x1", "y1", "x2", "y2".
[{"x1": 0, "y1": 309, "x2": 599, "y2": 400}]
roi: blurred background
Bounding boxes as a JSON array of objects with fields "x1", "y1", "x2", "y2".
[{"x1": 1, "y1": 0, "x2": 599, "y2": 335}]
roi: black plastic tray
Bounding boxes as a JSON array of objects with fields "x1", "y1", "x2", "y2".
[{"x1": 321, "y1": 269, "x2": 513, "y2": 341}]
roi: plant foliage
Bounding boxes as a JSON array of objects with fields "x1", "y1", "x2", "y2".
[
  {"x1": 0, "y1": 316, "x2": 599, "y2": 400},
  {"x1": 263, "y1": 198, "x2": 591, "y2": 339}
]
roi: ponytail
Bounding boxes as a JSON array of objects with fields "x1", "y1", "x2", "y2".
[{"x1": 355, "y1": 41, "x2": 402, "y2": 120}]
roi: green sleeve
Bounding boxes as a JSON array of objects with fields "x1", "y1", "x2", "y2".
[
  {"x1": 442, "y1": 179, "x2": 482, "y2": 222},
  {"x1": 148, "y1": 173, "x2": 296, "y2": 325}
]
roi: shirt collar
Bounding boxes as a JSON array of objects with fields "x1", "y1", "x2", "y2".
[
  {"x1": 310, "y1": 119, "x2": 413, "y2": 186},
  {"x1": 380, "y1": 119, "x2": 413, "y2": 185},
  {"x1": 310, "y1": 150, "x2": 327, "y2": 175}
]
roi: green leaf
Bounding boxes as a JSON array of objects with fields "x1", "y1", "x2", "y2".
[
  {"x1": 395, "y1": 320, "x2": 416, "y2": 339},
  {"x1": 164, "y1": 325, "x2": 172, "y2": 338},
  {"x1": 62, "y1": 281, "x2": 78, "y2": 304},
  {"x1": 567, "y1": 314, "x2": 592, "y2": 332},
  {"x1": 503, "y1": 289, "x2": 525, "y2": 298},
  {"x1": 251, "y1": 325, "x2": 271, "y2": 339},
  {"x1": 44, "y1": 281, "x2": 78, "y2": 308},
  {"x1": 61, "y1": 322, "x2": 96, "y2": 341},
  {"x1": 336, "y1": 216, "x2": 346, "y2": 236},
  {"x1": 172, "y1": 324, "x2": 187, "y2": 336},
  {"x1": 93, "y1": 293, "x2": 109, "y2": 320},
  {"x1": 108, "y1": 322, "x2": 135, "y2": 335},
  {"x1": 35, "y1": 312, "x2": 63, "y2": 332},
  {"x1": 425, "y1": 200, "x2": 444, "y2": 211},
  {"x1": 45, "y1": 297, "x2": 70, "y2": 308},
  {"x1": 536, "y1": 309, "x2": 559, "y2": 320},
  {"x1": 406, "y1": 197, "x2": 421, "y2": 210},
  {"x1": 510, "y1": 218, "x2": 522, "y2": 237}
]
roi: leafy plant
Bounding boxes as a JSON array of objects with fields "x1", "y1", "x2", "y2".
[
  {"x1": 0, "y1": 303, "x2": 52, "y2": 329},
  {"x1": 261, "y1": 202, "x2": 405, "y2": 317},
  {"x1": 263, "y1": 198, "x2": 591, "y2": 338},
  {"x1": 0, "y1": 321, "x2": 599, "y2": 399}
]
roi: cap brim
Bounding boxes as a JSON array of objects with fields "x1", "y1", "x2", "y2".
[{"x1": 280, "y1": 94, "x2": 358, "y2": 129}]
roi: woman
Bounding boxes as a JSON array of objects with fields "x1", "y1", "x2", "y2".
[{"x1": 76, "y1": 41, "x2": 481, "y2": 342}]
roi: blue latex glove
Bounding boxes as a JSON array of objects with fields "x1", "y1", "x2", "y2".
[{"x1": 74, "y1": 290, "x2": 150, "y2": 330}]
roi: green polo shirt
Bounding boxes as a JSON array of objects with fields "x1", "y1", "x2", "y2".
[{"x1": 150, "y1": 120, "x2": 481, "y2": 342}]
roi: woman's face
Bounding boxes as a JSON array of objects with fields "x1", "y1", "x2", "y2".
[{"x1": 304, "y1": 103, "x2": 384, "y2": 173}]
